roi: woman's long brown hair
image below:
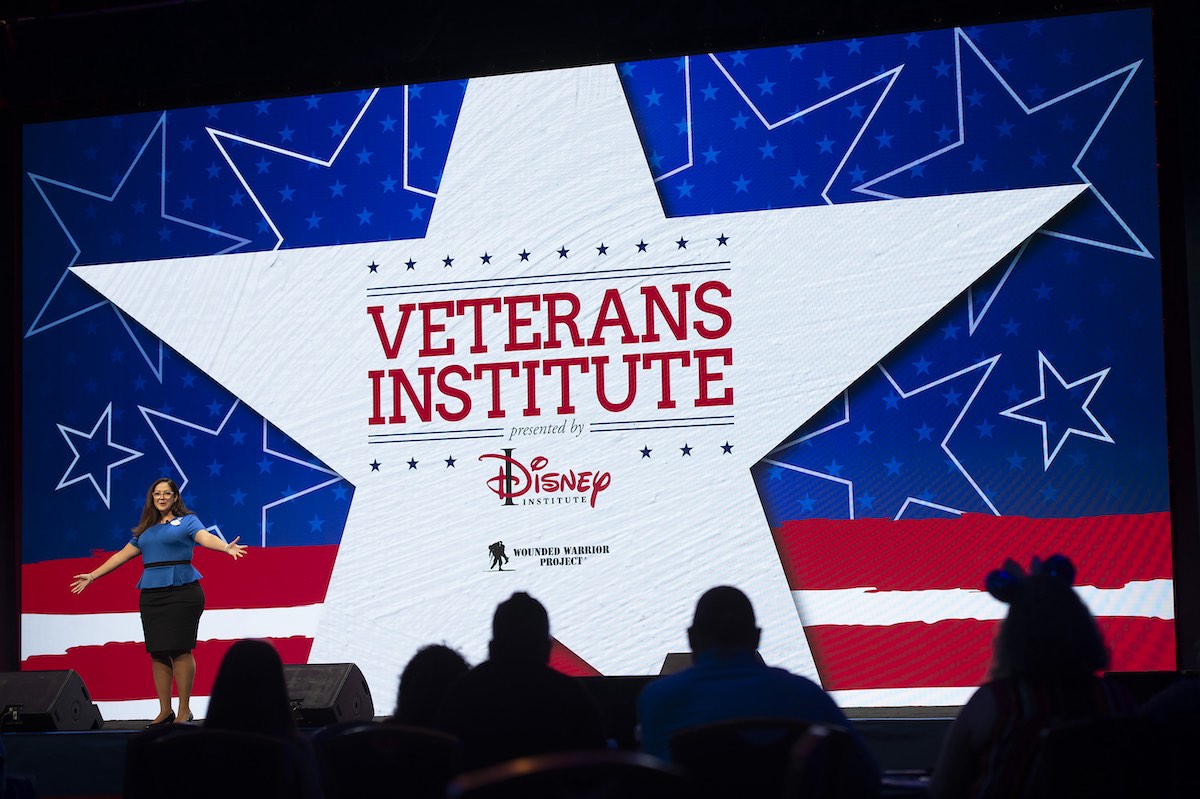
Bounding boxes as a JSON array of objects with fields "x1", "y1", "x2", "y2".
[{"x1": 131, "y1": 477, "x2": 193, "y2": 536}]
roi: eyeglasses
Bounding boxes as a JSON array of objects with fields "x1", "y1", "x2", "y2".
[{"x1": 152, "y1": 491, "x2": 175, "y2": 498}]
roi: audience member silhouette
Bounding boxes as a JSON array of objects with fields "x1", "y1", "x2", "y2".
[
  {"x1": 1136, "y1": 642, "x2": 1200, "y2": 799},
  {"x1": 435, "y1": 592, "x2": 607, "y2": 769},
  {"x1": 636, "y1": 585, "x2": 880, "y2": 794},
  {"x1": 389, "y1": 643, "x2": 471, "y2": 728},
  {"x1": 1139, "y1": 641, "x2": 1200, "y2": 724},
  {"x1": 204, "y1": 639, "x2": 323, "y2": 798},
  {"x1": 1140, "y1": 671, "x2": 1200, "y2": 725},
  {"x1": 928, "y1": 555, "x2": 1135, "y2": 799},
  {"x1": 205, "y1": 639, "x2": 297, "y2": 735}
]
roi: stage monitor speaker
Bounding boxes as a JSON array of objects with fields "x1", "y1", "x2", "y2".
[
  {"x1": 660, "y1": 653, "x2": 693, "y2": 675},
  {"x1": 282, "y1": 662, "x2": 374, "y2": 727},
  {"x1": 0, "y1": 669, "x2": 104, "y2": 731},
  {"x1": 1105, "y1": 671, "x2": 1180, "y2": 704}
]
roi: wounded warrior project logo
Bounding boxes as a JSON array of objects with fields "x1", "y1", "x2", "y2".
[
  {"x1": 487, "y1": 539, "x2": 611, "y2": 569},
  {"x1": 488, "y1": 541, "x2": 510, "y2": 570},
  {"x1": 480, "y1": 448, "x2": 612, "y2": 507}
]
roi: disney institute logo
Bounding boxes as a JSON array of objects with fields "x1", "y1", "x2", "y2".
[{"x1": 480, "y1": 448, "x2": 612, "y2": 508}]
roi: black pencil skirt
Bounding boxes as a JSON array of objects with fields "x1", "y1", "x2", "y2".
[{"x1": 139, "y1": 581, "x2": 205, "y2": 653}]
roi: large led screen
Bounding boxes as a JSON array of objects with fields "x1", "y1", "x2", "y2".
[{"x1": 21, "y1": 7, "x2": 1172, "y2": 719}]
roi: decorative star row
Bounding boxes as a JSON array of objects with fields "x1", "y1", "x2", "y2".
[
  {"x1": 368, "y1": 441, "x2": 736, "y2": 471},
  {"x1": 642, "y1": 441, "x2": 735, "y2": 457},
  {"x1": 365, "y1": 235, "x2": 731, "y2": 271}
]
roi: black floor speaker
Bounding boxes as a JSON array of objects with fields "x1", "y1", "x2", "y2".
[
  {"x1": 660, "y1": 652, "x2": 693, "y2": 674},
  {"x1": 0, "y1": 669, "x2": 104, "y2": 731},
  {"x1": 282, "y1": 662, "x2": 374, "y2": 726}
]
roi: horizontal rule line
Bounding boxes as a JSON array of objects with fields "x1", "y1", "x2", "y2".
[
  {"x1": 367, "y1": 263, "x2": 733, "y2": 296},
  {"x1": 591, "y1": 415, "x2": 735, "y2": 425},
  {"x1": 368, "y1": 260, "x2": 733, "y2": 291},
  {"x1": 368, "y1": 428, "x2": 504, "y2": 437},
  {"x1": 589, "y1": 422, "x2": 735, "y2": 432},
  {"x1": 368, "y1": 434, "x2": 506, "y2": 443}
]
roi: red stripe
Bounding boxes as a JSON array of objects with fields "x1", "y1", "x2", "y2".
[
  {"x1": 549, "y1": 638, "x2": 602, "y2": 677},
  {"x1": 806, "y1": 617, "x2": 1176, "y2": 692},
  {"x1": 22, "y1": 545, "x2": 339, "y2": 614},
  {"x1": 773, "y1": 512, "x2": 1171, "y2": 592},
  {"x1": 20, "y1": 637, "x2": 315, "y2": 702}
]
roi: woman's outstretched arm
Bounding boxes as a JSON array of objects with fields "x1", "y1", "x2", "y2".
[{"x1": 71, "y1": 542, "x2": 141, "y2": 593}]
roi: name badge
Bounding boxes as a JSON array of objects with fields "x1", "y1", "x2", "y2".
[{"x1": 170, "y1": 519, "x2": 181, "y2": 526}]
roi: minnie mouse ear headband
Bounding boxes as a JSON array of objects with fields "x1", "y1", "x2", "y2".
[{"x1": 985, "y1": 554, "x2": 1075, "y2": 603}]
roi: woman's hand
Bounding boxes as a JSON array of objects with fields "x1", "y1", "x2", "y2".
[
  {"x1": 71, "y1": 573, "x2": 95, "y2": 594},
  {"x1": 224, "y1": 536, "x2": 248, "y2": 560}
]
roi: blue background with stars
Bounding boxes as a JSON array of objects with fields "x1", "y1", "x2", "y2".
[
  {"x1": 21, "y1": 82, "x2": 468, "y2": 562},
  {"x1": 22, "y1": 8, "x2": 1166, "y2": 564}
]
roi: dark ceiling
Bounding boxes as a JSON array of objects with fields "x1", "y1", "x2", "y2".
[{"x1": 1, "y1": 1, "x2": 1154, "y2": 121}]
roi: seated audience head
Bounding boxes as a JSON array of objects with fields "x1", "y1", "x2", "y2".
[
  {"x1": 985, "y1": 554, "x2": 1108, "y2": 680},
  {"x1": 204, "y1": 638, "x2": 296, "y2": 735},
  {"x1": 393, "y1": 643, "x2": 471, "y2": 726},
  {"x1": 489, "y1": 591, "x2": 551, "y2": 665},
  {"x1": 687, "y1": 585, "x2": 761, "y2": 655},
  {"x1": 437, "y1": 592, "x2": 607, "y2": 769}
]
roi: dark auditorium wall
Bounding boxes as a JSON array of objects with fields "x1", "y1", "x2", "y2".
[{"x1": 2, "y1": 0, "x2": 1198, "y2": 675}]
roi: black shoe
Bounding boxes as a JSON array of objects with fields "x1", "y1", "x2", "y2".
[
  {"x1": 179, "y1": 712, "x2": 194, "y2": 723},
  {"x1": 145, "y1": 711, "x2": 175, "y2": 729}
]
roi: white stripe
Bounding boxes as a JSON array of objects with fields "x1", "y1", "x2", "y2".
[
  {"x1": 21, "y1": 605, "x2": 323, "y2": 659},
  {"x1": 792, "y1": 580, "x2": 1174, "y2": 627},
  {"x1": 96, "y1": 697, "x2": 212, "y2": 722},
  {"x1": 829, "y1": 686, "x2": 974, "y2": 709}
]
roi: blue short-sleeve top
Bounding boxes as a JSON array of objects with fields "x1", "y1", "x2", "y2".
[{"x1": 129, "y1": 514, "x2": 205, "y2": 589}]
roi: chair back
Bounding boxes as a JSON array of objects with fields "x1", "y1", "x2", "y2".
[
  {"x1": 146, "y1": 728, "x2": 295, "y2": 799},
  {"x1": 122, "y1": 723, "x2": 202, "y2": 799},
  {"x1": 670, "y1": 716, "x2": 813, "y2": 799},
  {"x1": 311, "y1": 720, "x2": 463, "y2": 799},
  {"x1": 781, "y1": 723, "x2": 878, "y2": 799},
  {"x1": 1159, "y1": 717, "x2": 1200, "y2": 799},
  {"x1": 1025, "y1": 715, "x2": 1169, "y2": 799},
  {"x1": 446, "y1": 749, "x2": 694, "y2": 799}
]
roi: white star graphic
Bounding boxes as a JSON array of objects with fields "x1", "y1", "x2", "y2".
[
  {"x1": 659, "y1": 54, "x2": 902, "y2": 204},
  {"x1": 764, "y1": 356, "x2": 1001, "y2": 520},
  {"x1": 880, "y1": 356, "x2": 1001, "y2": 517},
  {"x1": 857, "y1": 28, "x2": 1149, "y2": 260},
  {"x1": 56, "y1": 402, "x2": 144, "y2": 509},
  {"x1": 140, "y1": 401, "x2": 342, "y2": 546},
  {"x1": 999, "y1": 350, "x2": 1113, "y2": 469},
  {"x1": 26, "y1": 113, "x2": 249, "y2": 379},
  {"x1": 72, "y1": 64, "x2": 1083, "y2": 700},
  {"x1": 205, "y1": 86, "x2": 442, "y2": 250}
]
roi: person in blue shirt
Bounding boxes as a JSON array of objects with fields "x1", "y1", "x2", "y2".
[{"x1": 70, "y1": 477, "x2": 247, "y2": 728}]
